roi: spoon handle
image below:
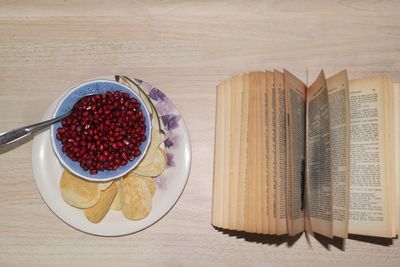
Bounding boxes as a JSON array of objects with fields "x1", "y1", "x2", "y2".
[{"x1": 0, "y1": 111, "x2": 70, "y2": 148}]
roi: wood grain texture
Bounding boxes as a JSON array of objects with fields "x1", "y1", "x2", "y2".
[{"x1": 0, "y1": 0, "x2": 399, "y2": 266}]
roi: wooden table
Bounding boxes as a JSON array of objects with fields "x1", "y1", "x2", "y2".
[{"x1": 1, "y1": 1, "x2": 399, "y2": 266}]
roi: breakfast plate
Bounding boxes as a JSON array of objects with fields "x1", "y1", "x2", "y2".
[{"x1": 32, "y1": 75, "x2": 191, "y2": 236}]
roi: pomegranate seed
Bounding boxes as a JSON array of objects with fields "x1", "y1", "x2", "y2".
[{"x1": 134, "y1": 149, "x2": 141, "y2": 157}]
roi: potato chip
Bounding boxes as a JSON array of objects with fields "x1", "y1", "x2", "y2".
[
  {"x1": 138, "y1": 125, "x2": 163, "y2": 167},
  {"x1": 110, "y1": 179, "x2": 124, "y2": 211},
  {"x1": 60, "y1": 170, "x2": 101, "y2": 208},
  {"x1": 124, "y1": 172, "x2": 157, "y2": 196},
  {"x1": 122, "y1": 175, "x2": 152, "y2": 220},
  {"x1": 139, "y1": 176, "x2": 157, "y2": 196},
  {"x1": 84, "y1": 182, "x2": 118, "y2": 223},
  {"x1": 134, "y1": 147, "x2": 167, "y2": 177},
  {"x1": 97, "y1": 180, "x2": 113, "y2": 191}
]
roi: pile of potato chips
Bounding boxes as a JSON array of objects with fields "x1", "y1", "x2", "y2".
[{"x1": 59, "y1": 129, "x2": 167, "y2": 223}]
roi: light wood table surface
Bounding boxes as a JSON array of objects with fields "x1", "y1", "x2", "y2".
[{"x1": 0, "y1": 1, "x2": 399, "y2": 266}]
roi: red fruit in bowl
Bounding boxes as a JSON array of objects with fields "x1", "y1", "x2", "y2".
[{"x1": 56, "y1": 91, "x2": 147, "y2": 174}]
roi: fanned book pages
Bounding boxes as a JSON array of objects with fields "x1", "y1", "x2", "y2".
[{"x1": 211, "y1": 69, "x2": 400, "y2": 239}]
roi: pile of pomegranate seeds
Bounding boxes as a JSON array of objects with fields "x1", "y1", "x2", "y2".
[{"x1": 56, "y1": 91, "x2": 147, "y2": 175}]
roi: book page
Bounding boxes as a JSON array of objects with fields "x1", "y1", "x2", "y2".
[
  {"x1": 394, "y1": 83, "x2": 400, "y2": 235},
  {"x1": 284, "y1": 69, "x2": 306, "y2": 235},
  {"x1": 326, "y1": 70, "x2": 350, "y2": 238},
  {"x1": 306, "y1": 71, "x2": 333, "y2": 238},
  {"x1": 304, "y1": 183, "x2": 312, "y2": 235},
  {"x1": 211, "y1": 82, "x2": 225, "y2": 228},
  {"x1": 266, "y1": 71, "x2": 277, "y2": 234},
  {"x1": 244, "y1": 72, "x2": 256, "y2": 233},
  {"x1": 383, "y1": 76, "x2": 396, "y2": 237},
  {"x1": 260, "y1": 72, "x2": 268, "y2": 234},
  {"x1": 222, "y1": 80, "x2": 232, "y2": 229},
  {"x1": 228, "y1": 75, "x2": 243, "y2": 230},
  {"x1": 274, "y1": 70, "x2": 288, "y2": 235},
  {"x1": 245, "y1": 72, "x2": 264, "y2": 233},
  {"x1": 284, "y1": 72, "x2": 293, "y2": 235},
  {"x1": 257, "y1": 72, "x2": 267, "y2": 234},
  {"x1": 348, "y1": 76, "x2": 392, "y2": 237},
  {"x1": 236, "y1": 74, "x2": 249, "y2": 231}
]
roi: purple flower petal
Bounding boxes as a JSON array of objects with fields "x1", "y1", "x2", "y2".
[
  {"x1": 167, "y1": 115, "x2": 180, "y2": 130},
  {"x1": 166, "y1": 152, "x2": 175, "y2": 167},
  {"x1": 149, "y1": 88, "x2": 159, "y2": 101},
  {"x1": 149, "y1": 87, "x2": 166, "y2": 102},
  {"x1": 156, "y1": 89, "x2": 166, "y2": 101},
  {"x1": 164, "y1": 132, "x2": 179, "y2": 149},
  {"x1": 134, "y1": 78, "x2": 143, "y2": 84},
  {"x1": 161, "y1": 115, "x2": 171, "y2": 127},
  {"x1": 161, "y1": 114, "x2": 180, "y2": 130},
  {"x1": 164, "y1": 138, "x2": 174, "y2": 148}
]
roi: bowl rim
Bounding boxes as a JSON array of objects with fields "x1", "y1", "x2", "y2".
[{"x1": 50, "y1": 78, "x2": 152, "y2": 182}]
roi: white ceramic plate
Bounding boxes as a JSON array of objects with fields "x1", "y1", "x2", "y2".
[{"x1": 32, "y1": 76, "x2": 191, "y2": 236}]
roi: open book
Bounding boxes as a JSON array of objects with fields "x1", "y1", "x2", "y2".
[{"x1": 211, "y1": 69, "x2": 400, "y2": 239}]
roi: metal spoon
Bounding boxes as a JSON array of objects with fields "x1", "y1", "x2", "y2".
[{"x1": 0, "y1": 95, "x2": 93, "y2": 148}]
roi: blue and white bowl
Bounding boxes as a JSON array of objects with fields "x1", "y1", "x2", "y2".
[{"x1": 50, "y1": 79, "x2": 152, "y2": 182}]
